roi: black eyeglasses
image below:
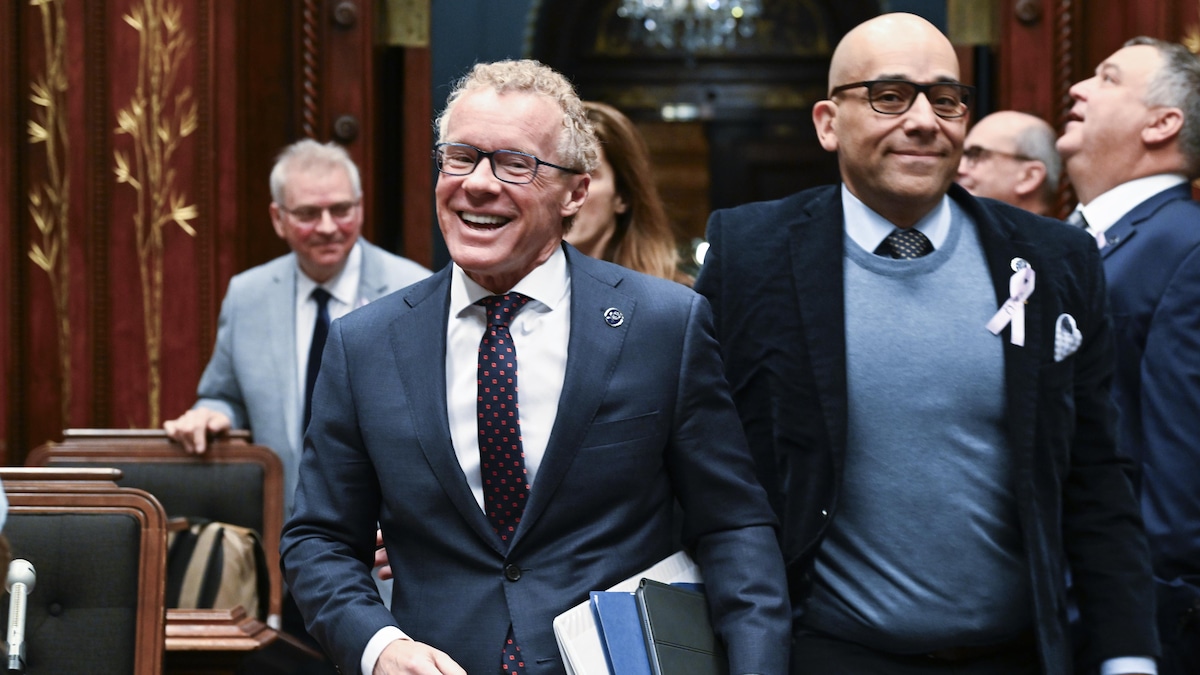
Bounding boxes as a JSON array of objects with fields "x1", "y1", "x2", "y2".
[
  {"x1": 962, "y1": 145, "x2": 1034, "y2": 166},
  {"x1": 830, "y1": 79, "x2": 974, "y2": 119},
  {"x1": 433, "y1": 142, "x2": 581, "y2": 185},
  {"x1": 281, "y1": 200, "x2": 360, "y2": 225}
]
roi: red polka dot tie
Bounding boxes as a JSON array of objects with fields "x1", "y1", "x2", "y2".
[{"x1": 477, "y1": 293, "x2": 530, "y2": 675}]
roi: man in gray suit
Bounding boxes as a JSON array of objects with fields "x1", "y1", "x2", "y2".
[
  {"x1": 281, "y1": 60, "x2": 789, "y2": 675},
  {"x1": 164, "y1": 139, "x2": 429, "y2": 513}
]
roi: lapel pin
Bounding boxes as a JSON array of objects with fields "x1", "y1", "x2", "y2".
[
  {"x1": 1010, "y1": 257, "x2": 1028, "y2": 272},
  {"x1": 603, "y1": 307, "x2": 624, "y2": 327}
]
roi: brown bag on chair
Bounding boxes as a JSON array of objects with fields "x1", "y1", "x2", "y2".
[{"x1": 166, "y1": 518, "x2": 270, "y2": 620}]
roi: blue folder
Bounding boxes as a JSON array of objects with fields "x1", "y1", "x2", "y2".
[{"x1": 590, "y1": 591, "x2": 652, "y2": 675}]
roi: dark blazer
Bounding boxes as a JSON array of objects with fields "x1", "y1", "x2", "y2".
[
  {"x1": 1100, "y1": 182, "x2": 1200, "y2": 666},
  {"x1": 280, "y1": 245, "x2": 791, "y2": 675},
  {"x1": 694, "y1": 183, "x2": 1158, "y2": 673}
]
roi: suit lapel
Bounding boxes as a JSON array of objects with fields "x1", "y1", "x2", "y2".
[
  {"x1": 357, "y1": 241, "x2": 392, "y2": 304},
  {"x1": 268, "y1": 256, "x2": 301, "y2": 454},
  {"x1": 513, "y1": 247, "x2": 632, "y2": 549},
  {"x1": 1100, "y1": 183, "x2": 1191, "y2": 259},
  {"x1": 954, "y1": 187, "x2": 1045, "y2": 479},
  {"x1": 793, "y1": 189, "x2": 849, "y2": 463},
  {"x1": 389, "y1": 270, "x2": 502, "y2": 551}
]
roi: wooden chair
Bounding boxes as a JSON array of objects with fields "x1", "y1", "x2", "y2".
[
  {"x1": 0, "y1": 468, "x2": 168, "y2": 675},
  {"x1": 26, "y1": 429, "x2": 285, "y2": 628}
]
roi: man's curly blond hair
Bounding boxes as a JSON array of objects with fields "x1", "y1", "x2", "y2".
[{"x1": 436, "y1": 60, "x2": 600, "y2": 174}]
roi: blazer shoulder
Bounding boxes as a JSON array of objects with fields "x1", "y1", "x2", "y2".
[
  {"x1": 709, "y1": 184, "x2": 838, "y2": 234},
  {"x1": 973, "y1": 195, "x2": 1096, "y2": 261},
  {"x1": 339, "y1": 265, "x2": 448, "y2": 333},
  {"x1": 222, "y1": 252, "x2": 295, "y2": 303},
  {"x1": 360, "y1": 239, "x2": 432, "y2": 289},
  {"x1": 568, "y1": 244, "x2": 695, "y2": 300}
]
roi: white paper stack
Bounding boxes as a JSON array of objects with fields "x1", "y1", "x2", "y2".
[{"x1": 553, "y1": 551, "x2": 702, "y2": 675}]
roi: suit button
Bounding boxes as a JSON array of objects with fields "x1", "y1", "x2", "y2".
[{"x1": 504, "y1": 564, "x2": 522, "y2": 582}]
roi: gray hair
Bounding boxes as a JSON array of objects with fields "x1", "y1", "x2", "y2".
[
  {"x1": 435, "y1": 59, "x2": 599, "y2": 174},
  {"x1": 1125, "y1": 36, "x2": 1200, "y2": 177},
  {"x1": 1012, "y1": 120, "x2": 1063, "y2": 203},
  {"x1": 269, "y1": 139, "x2": 362, "y2": 204}
]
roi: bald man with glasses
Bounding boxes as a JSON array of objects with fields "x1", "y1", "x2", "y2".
[
  {"x1": 696, "y1": 12, "x2": 1158, "y2": 675},
  {"x1": 957, "y1": 111, "x2": 1063, "y2": 216}
]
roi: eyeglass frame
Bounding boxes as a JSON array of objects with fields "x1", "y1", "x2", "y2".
[
  {"x1": 829, "y1": 79, "x2": 975, "y2": 119},
  {"x1": 279, "y1": 199, "x2": 361, "y2": 225},
  {"x1": 432, "y1": 142, "x2": 582, "y2": 185},
  {"x1": 962, "y1": 145, "x2": 1035, "y2": 166}
]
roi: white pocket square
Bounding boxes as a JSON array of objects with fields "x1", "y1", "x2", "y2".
[{"x1": 1054, "y1": 313, "x2": 1082, "y2": 362}]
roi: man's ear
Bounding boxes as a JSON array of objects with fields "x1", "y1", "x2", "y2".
[
  {"x1": 560, "y1": 173, "x2": 590, "y2": 218},
  {"x1": 269, "y1": 203, "x2": 287, "y2": 239},
  {"x1": 1013, "y1": 162, "x2": 1048, "y2": 198},
  {"x1": 813, "y1": 100, "x2": 840, "y2": 152},
  {"x1": 1143, "y1": 106, "x2": 1184, "y2": 147}
]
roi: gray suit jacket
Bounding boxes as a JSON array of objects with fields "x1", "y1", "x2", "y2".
[
  {"x1": 281, "y1": 244, "x2": 791, "y2": 675},
  {"x1": 194, "y1": 239, "x2": 430, "y2": 512}
]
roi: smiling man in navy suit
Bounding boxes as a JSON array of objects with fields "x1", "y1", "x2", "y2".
[
  {"x1": 280, "y1": 60, "x2": 790, "y2": 675},
  {"x1": 1059, "y1": 37, "x2": 1200, "y2": 675},
  {"x1": 696, "y1": 13, "x2": 1158, "y2": 675}
]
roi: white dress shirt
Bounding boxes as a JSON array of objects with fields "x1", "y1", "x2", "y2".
[
  {"x1": 294, "y1": 241, "x2": 363, "y2": 423},
  {"x1": 1077, "y1": 173, "x2": 1189, "y2": 235}
]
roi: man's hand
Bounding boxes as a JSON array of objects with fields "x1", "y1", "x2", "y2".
[
  {"x1": 374, "y1": 639, "x2": 466, "y2": 675},
  {"x1": 374, "y1": 529, "x2": 393, "y2": 580},
  {"x1": 163, "y1": 408, "x2": 232, "y2": 454}
]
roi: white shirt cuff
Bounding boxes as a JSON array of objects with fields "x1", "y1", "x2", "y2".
[
  {"x1": 1100, "y1": 656, "x2": 1157, "y2": 675},
  {"x1": 360, "y1": 626, "x2": 409, "y2": 675}
]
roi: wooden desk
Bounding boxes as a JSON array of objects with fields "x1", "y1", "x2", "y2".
[{"x1": 164, "y1": 608, "x2": 323, "y2": 675}]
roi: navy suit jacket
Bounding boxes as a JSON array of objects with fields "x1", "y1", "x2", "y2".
[
  {"x1": 281, "y1": 245, "x2": 791, "y2": 674},
  {"x1": 1100, "y1": 182, "x2": 1200, "y2": 622},
  {"x1": 694, "y1": 184, "x2": 1158, "y2": 673}
]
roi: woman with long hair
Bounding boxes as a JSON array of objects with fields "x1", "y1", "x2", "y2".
[{"x1": 566, "y1": 101, "x2": 692, "y2": 285}]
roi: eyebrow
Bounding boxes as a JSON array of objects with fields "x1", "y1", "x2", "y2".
[
  {"x1": 873, "y1": 73, "x2": 964, "y2": 84},
  {"x1": 1096, "y1": 63, "x2": 1121, "y2": 79}
]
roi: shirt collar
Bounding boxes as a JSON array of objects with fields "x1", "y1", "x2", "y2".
[
  {"x1": 1079, "y1": 174, "x2": 1189, "y2": 234},
  {"x1": 296, "y1": 241, "x2": 362, "y2": 306},
  {"x1": 842, "y1": 185, "x2": 951, "y2": 252},
  {"x1": 450, "y1": 243, "x2": 570, "y2": 318}
]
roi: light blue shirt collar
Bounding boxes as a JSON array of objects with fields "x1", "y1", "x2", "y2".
[{"x1": 842, "y1": 185, "x2": 952, "y2": 253}]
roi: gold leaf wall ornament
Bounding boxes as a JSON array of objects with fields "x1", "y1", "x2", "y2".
[
  {"x1": 26, "y1": 0, "x2": 72, "y2": 426},
  {"x1": 1185, "y1": 0, "x2": 1200, "y2": 54},
  {"x1": 113, "y1": 0, "x2": 199, "y2": 427}
]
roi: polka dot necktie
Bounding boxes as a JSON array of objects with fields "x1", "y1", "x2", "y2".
[
  {"x1": 876, "y1": 227, "x2": 934, "y2": 259},
  {"x1": 476, "y1": 293, "x2": 530, "y2": 675}
]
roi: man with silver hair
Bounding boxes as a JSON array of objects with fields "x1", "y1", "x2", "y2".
[
  {"x1": 1059, "y1": 36, "x2": 1200, "y2": 675},
  {"x1": 282, "y1": 59, "x2": 790, "y2": 675},
  {"x1": 163, "y1": 138, "x2": 429, "y2": 663}
]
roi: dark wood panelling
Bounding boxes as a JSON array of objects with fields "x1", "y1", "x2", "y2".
[{"x1": 2, "y1": 0, "x2": 419, "y2": 462}]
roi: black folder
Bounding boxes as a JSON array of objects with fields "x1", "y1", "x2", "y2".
[{"x1": 634, "y1": 578, "x2": 728, "y2": 675}]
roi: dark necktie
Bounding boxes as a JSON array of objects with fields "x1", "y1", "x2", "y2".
[
  {"x1": 303, "y1": 287, "x2": 332, "y2": 431},
  {"x1": 875, "y1": 227, "x2": 934, "y2": 259},
  {"x1": 476, "y1": 293, "x2": 530, "y2": 675}
]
